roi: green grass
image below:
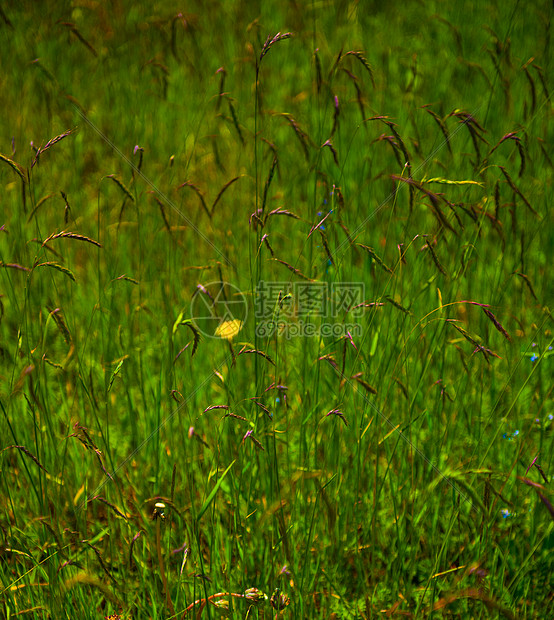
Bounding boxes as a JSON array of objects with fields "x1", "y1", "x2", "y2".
[{"x1": 1, "y1": 1, "x2": 553, "y2": 618}]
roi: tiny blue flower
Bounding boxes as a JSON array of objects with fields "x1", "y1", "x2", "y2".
[
  {"x1": 501, "y1": 508, "x2": 511, "y2": 519},
  {"x1": 530, "y1": 354, "x2": 538, "y2": 362},
  {"x1": 513, "y1": 430, "x2": 519, "y2": 436},
  {"x1": 549, "y1": 414, "x2": 553, "y2": 421}
]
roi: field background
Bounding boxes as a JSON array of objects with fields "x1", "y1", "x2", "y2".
[{"x1": 0, "y1": 1, "x2": 552, "y2": 618}]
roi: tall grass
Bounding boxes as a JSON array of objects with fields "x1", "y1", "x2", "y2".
[{"x1": 1, "y1": 1, "x2": 552, "y2": 618}]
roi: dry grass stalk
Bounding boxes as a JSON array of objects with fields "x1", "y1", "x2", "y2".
[
  {"x1": 132, "y1": 145, "x2": 144, "y2": 176},
  {"x1": 0, "y1": 262, "x2": 29, "y2": 272},
  {"x1": 148, "y1": 192, "x2": 172, "y2": 234},
  {"x1": 351, "y1": 301, "x2": 386, "y2": 311},
  {"x1": 319, "y1": 230, "x2": 335, "y2": 266},
  {"x1": 259, "y1": 32, "x2": 292, "y2": 64},
  {"x1": 238, "y1": 346, "x2": 275, "y2": 366},
  {"x1": 242, "y1": 429, "x2": 264, "y2": 450},
  {"x1": 328, "y1": 47, "x2": 343, "y2": 78},
  {"x1": 375, "y1": 133, "x2": 404, "y2": 168},
  {"x1": 384, "y1": 121, "x2": 411, "y2": 171},
  {"x1": 494, "y1": 180, "x2": 501, "y2": 220},
  {"x1": 113, "y1": 274, "x2": 139, "y2": 284},
  {"x1": 106, "y1": 174, "x2": 134, "y2": 202},
  {"x1": 226, "y1": 97, "x2": 245, "y2": 145},
  {"x1": 326, "y1": 409, "x2": 348, "y2": 425},
  {"x1": 423, "y1": 238, "x2": 447, "y2": 276},
  {"x1": 488, "y1": 132, "x2": 526, "y2": 177},
  {"x1": 446, "y1": 320, "x2": 500, "y2": 362},
  {"x1": 314, "y1": 48, "x2": 322, "y2": 93},
  {"x1": 62, "y1": 571, "x2": 120, "y2": 605},
  {"x1": 384, "y1": 295, "x2": 411, "y2": 315},
  {"x1": 176, "y1": 320, "x2": 200, "y2": 357},
  {"x1": 1, "y1": 445, "x2": 49, "y2": 473},
  {"x1": 498, "y1": 166, "x2": 538, "y2": 216},
  {"x1": 211, "y1": 176, "x2": 240, "y2": 217},
  {"x1": 84, "y1": 542, "x2": 118, "y2": 584},
  {"x1": 351, "y1": 373, "x2": 377, "y2": 394},
  {"x1": 27, "y1": 193, "x2": 56, "y2": 222},
  {"x1": 331, "y1": 95, "x2": 340, "y2": 137},
  {"x1": 36, "y1": 261, "x2": 76, "y2": 281},
  {"x1": 272, "y1": 258, "x2": 315, "y2": 282},
  {"x1": 31, "y1": 128, "x2": 77, "y2": 168},
  {"x1": 173, "y1": 344, "x2": 190, "y2": 363},
  {"x1": 225, "y1": 412, "x2": 247, "y2": 421},
  {"x1": 350, "y1": 76, "x2": 366, "y2": 122},
  {"x1": 344, "y1": 50, "x2": 376, "y2": 88},
  {"x1": 429, "y1": 587, "x2": 517, "y2": 619},
  {"x1": 0, "y1": 5, "x2": 13, "y2": 27},
  {"x1": 215, "y1": 66, "x2": 226, "y2": 110},
  {"x1": 318, "y1": 353, "x2": 339, "y2": 372},
  {"x1": 250, "y1": 398, "x2": 273, "y2": 419},
  {"x1": 449, "y1": 110, "x2": 488, "y2": 162},
  {"x1": 321, "y1": 139, "x2": 339, "y2": 166},
  {"x1": 421, "y1": 104, "x2": 452, "y2": 154},
  {"x1": 60, "y1": 191, "x2": 71, "y2": 224},
  {"x1": 47, "y1": 307, "x2": 72, "y2": 344},
  {"x1": 41, "y1": 230, "x2": 102, "y2": 248},
  {"x1": 357, "y1": 243, "x2": 393, "y2": 274},
  {"x1": 249, "y1": 209, "x2": 264, "y2": 229},
  {"x1": 178, "y1": 181, "x2": 211, "y2": 219},
  {"x1": 308, "y1": 211, "x2": 332, "y2": 238},
  {"x1": 261, "y1": 155, "x2": 278, "y2": 213},
  {"x1": 88, "y1": 496, "x2": 127, "y2": 519},
  {"x1": 280, "y1": 113, "x2": 312, "y2": 160},
  {"x1": 58, "y1": 21, "x2": 97, "y2": 57},
  {"x1": 204, "y1": 405, "x2": 230, "y2": 413},
  {"x1": 260, "y1": 233, "x2": 275, "y2": 256},
  {"x1": 0, "y1": 152, "x2": 26, "y2": 181},
  {"x1": 392, "y1": 175, "x2": 458, "y2": 234},
  {"x1": 513, "y1": 272, "x2": 538, "y2": 301},
  {"x1": 523, "y1": 64, "x2": 536, "y2": 114},
  {"x1": 170, "y1": 12, "x2": 191, "y2": 60},
  {"x1": 532, "y1": 63, "x2": 549, "y2": 100},
  {"x1": 481, "y1": 307, "x2": 511, "y2": 341}
]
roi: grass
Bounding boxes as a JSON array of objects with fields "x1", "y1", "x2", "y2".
[{"x1": 0, "y1": 1, "x2": 553, "y2": 618}]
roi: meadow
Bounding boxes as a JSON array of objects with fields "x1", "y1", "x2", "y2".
[{"x1": 0, "y1": 1, "x2": 553, "y2": 618}]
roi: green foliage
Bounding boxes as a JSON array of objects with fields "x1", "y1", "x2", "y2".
[{"x1": 1, "y1": 1, "x2": 553, "y2": 618}]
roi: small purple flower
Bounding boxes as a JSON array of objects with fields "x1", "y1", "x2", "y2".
[{"x1": 501, "y1": 508, "x2": 512, "y2": 519}]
